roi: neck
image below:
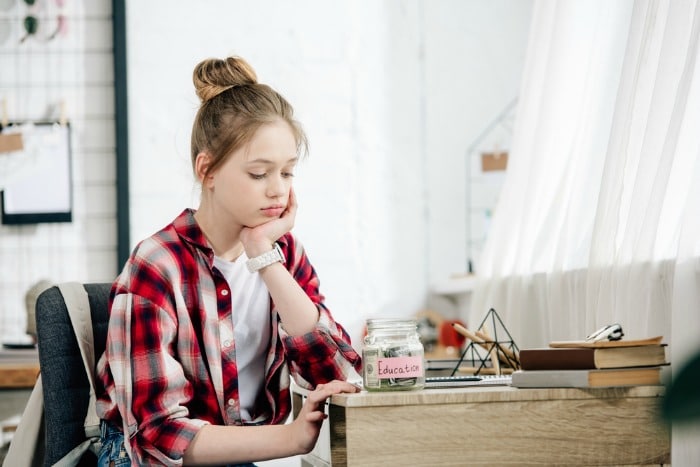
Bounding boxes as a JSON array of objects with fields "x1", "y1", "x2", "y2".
[{"x1": 194, "y1": 207, "x2": 243, "y2": 261}]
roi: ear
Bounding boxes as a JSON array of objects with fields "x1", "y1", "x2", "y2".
[{"x1": 194, "y1": 151, "x2": 214, "y2": 188}]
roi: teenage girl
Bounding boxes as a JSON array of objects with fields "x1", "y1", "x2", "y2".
[{"x1": 95, "y1": 55, "x2": 362, "y2": 466}]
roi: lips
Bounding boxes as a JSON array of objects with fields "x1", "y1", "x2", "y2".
[{"x1": 261, "y1": 206, "x2": 285, "y2": 217}]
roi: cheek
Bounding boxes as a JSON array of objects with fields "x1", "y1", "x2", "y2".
[
  {"x1": 236, "y1": 180, "x2": 266, "y2": 200},
  {"x1": 217, "y1": 172, "x2": 248, "y2": 191}
]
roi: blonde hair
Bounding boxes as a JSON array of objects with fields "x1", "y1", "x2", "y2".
[{"x1": 191, "y1": 56, "x2": 308, "y2": 177}]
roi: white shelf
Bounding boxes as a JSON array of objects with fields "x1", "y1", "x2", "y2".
[{"x1": 431, "y1": 275, "x2": 477, "y2": 297}]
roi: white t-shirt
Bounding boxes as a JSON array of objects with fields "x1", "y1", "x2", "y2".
[{"x1": 213, "y1": 253, "x2": 271, "y2": 421}]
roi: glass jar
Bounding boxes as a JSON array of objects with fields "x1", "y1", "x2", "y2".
[{"x1": 362, "y1": 318, "x2": 425, "y2": 391}]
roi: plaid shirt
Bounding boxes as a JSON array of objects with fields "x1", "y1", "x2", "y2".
[{"x1": 95, "y1": 209, "x2": 362, "y2": 465}]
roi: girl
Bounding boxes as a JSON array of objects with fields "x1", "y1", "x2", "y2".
[{"x1": 95, "y1": 55, "x2": 362, "y2": 466}]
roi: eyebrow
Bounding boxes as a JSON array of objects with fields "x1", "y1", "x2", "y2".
[{"x1": 245, "y1": 157, "x2": 299, "y2": 165}]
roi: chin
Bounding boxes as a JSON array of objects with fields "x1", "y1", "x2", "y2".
[{"x1": 245, "y1": 218, "x2": 274, "y2": 228}]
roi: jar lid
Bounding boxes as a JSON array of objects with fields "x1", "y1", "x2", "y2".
[{"x1": 366, "y1": 318, "x2": 417, "y2": 331}]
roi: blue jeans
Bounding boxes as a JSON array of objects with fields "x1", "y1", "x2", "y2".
[
  {"x1": 98, "y1": 420, "x2": 130, "y2": 466},
  {"x1": 97, "y1": 420, "x2": 258, "y2": 466}
]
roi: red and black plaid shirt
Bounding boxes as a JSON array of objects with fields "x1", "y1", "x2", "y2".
[{"x1": 96, "y1": 209, "x2": 361, "y2": 465}]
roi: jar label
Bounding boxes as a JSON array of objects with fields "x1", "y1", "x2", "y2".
[{"x1": 376, "y1": 355, "x2": 423, "y2": 379}]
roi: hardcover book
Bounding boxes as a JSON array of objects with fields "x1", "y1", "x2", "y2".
[
  {"x1": 511, "y1": 366, "x2": 662, "y2": 388},
  {"x1": 519, "y1": 345, "x2": 667, "y2": 370},
  {"x1": 548, "y1": 336, "x2": 663, "y2": 348}
]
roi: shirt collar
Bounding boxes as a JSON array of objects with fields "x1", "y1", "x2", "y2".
[{"x1": 173, "y1": 208, "x2": 215, "y2": 260}]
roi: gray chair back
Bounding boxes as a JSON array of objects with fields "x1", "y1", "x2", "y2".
[{"x1": 35, "y1": 283, "x2": 111, "y2": 467}]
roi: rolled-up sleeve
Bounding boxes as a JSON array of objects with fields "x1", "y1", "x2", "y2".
[
  {"x1": 107, "y1": 291, "x2": 209, "y2": 465},
  {"x1": 278, "y1": 234, "x2": 362, "y2": 386}
]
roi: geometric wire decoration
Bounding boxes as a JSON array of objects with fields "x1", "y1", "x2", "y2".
[{"x1": 450, "y1": 308, "x2": 521, "y2": 376}]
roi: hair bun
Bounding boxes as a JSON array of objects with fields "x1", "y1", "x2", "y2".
[{"x1": 193, "y1": 56, "x2": 258, "y2": 103}]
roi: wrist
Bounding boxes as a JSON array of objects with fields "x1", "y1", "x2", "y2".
[
  {"x1": 242, "y1": 236, "x2": 274, "y2": 257},
  {"x1": 245, "y1": 244, "x2": 273, "y2": 258},
  {"x1": 285, "y1": 419, "x2": 313, "y2": 456},
  {"x1": 245, "y1": 243, "x2": 285, "y2": 273}
]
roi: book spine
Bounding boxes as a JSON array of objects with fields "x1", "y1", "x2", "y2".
[
  {"x1": 520, "y1": 348, "x2": 597, "y2": 370},
  {"x1": 511, "y1": 367, "x2": 662, "y2": 388},
  {"x1": 511, "y1": 370, "x2": 589, "y2": 388}
]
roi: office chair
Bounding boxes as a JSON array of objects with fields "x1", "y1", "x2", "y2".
[{"x1": 35, "y1": 283, "x2": 111, "y2": 467}]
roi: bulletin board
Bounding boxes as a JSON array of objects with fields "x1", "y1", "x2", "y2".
[{"x1": 1, "y1": 122, "x2": 73, "y2": 224}]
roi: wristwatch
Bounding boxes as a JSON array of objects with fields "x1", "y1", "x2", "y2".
[{"x1": 246, "y1": 243, "x2": 285, "y2": 273}]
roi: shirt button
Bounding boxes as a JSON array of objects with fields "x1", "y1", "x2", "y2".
[
  {"x1": 228, "y1": 398, "x2": 235, "y2": 407},
  {"x1": 223, "y1": 340, "x2": 232, "y2": 348},
  {"x1": 221, "y1": 289, "x2": 229, "y2": 296}
]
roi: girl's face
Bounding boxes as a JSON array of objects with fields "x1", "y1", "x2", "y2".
[{"x1": 204, "y1": 119, "x2": 298, "y2": 228}]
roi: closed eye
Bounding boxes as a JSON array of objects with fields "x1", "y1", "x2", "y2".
[{"x1": 249, "y1": 173, "x2": 266, "y2": 180}]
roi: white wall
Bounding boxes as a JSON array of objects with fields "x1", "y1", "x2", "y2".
[
  {"x1": 0, "y1": 0, "x2": 116, "y2": 340},
  {"x1": 125, "y1": 0, "x2": 533, "y2": 346},
  {"x1": 0, "y1": 2, "x2": 531, "y2": 465},
  {"x1": 0, "y1": 0, "x2": 532, "y2": 349}
]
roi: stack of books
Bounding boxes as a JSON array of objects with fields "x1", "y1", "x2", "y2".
[{"x1": 511, "y1": 336, "x2": 668, "y2": 388}]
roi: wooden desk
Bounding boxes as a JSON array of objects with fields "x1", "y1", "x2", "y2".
[
  {"x1": 0, "y1": 348, "x2": 39, "y2": 389},
  {"x1": 292, "y1": 385, "x2": 669, "y2": 466}
]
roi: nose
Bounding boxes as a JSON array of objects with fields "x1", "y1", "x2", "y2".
[{"x1": 266, "y1": 173, "x2": 287, "y2": 198}]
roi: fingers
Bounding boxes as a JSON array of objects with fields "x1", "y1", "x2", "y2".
[
  {"x1": 300, "y1": 380, "x2": 358, "y2": 426},
  {"x1": 240, "y1": 192, "x2": 296, "y2": 249},
  {"x1": 304, "y1": 411, "x2": 328, "y2": 423},
  {"x1": 280, "y1": 187, "x2": 298, "y2": 221},
  {"x1": 287, "y1": 187, "x2": 297, "y2": 210},
  {"x1": 314, "y1": 380, "x2": 361, "y2": 393},
  {"x1": 307, "y1": 380, "x2": 360, "y2": 404}
]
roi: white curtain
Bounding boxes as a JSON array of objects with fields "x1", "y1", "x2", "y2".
[{"x1": 472, "y1": 0, "x2": 700, "y2": 460}]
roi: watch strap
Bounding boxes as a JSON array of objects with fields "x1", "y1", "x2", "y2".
[{"x1": 246, "y1": 243, "x2": 285, "y2": 273}]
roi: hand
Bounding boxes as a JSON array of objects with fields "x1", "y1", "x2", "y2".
[
  {"x1": 289, "y1": 380, "x2": 360, "y2": 454},
  {"x1": 240, "y1": 187, "x2": 298, "y2": 257}
]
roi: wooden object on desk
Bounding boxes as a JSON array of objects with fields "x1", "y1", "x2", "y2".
[
  {"x1": 479, "y1": 324, "x2": 500, "y2": 374},
  {"x1": 0, "y1": 362, "x2": 39, "y2": 388},
  {"x1": 452, "y1": 322, "x2": 519, "y2": 370},
  {"x1": 0, "y1": 347, "x2": 39, "y2": 388},
  {"x1": 293, "y1": 385, "x2": 669, "y2": 467}
]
